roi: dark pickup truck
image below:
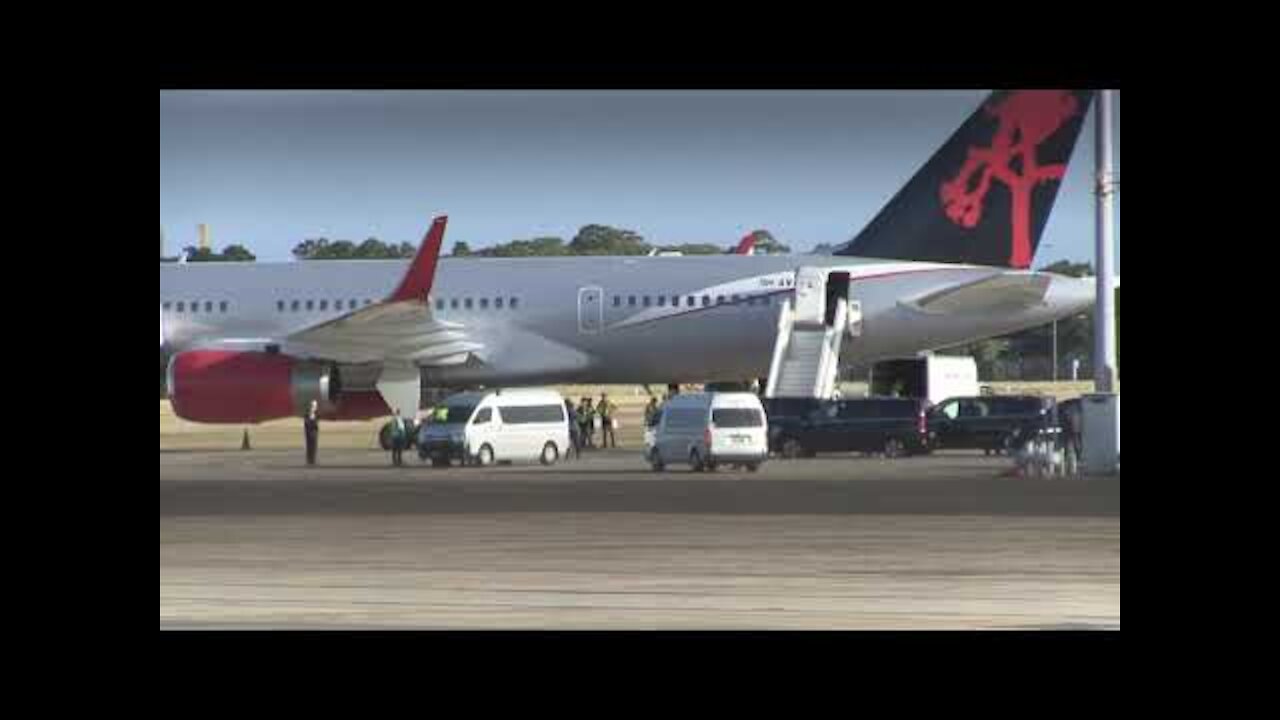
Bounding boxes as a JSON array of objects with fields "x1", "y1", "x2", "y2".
[
  {"x1": 768, "y1": 397, "x2": 932, "y2": 459},
  {"x1": 927, "y1": 395, "x2": 1058, "y2": 455}
]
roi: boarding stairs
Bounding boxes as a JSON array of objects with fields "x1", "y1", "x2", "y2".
[{"x1": 765, "y1": 267, "x2": 861, "y2": 400}]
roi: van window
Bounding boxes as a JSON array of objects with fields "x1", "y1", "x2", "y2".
[
  {"x1": 712, "y1": 409, "x2": 764, "y2": 428},
  {"x1": 472, "y1": 408, "x2": 493, "y2": 425},
  {"x1": 665, "y1": 407, "x2": 706, "y2": 429},
  {"x1": 959, "y1": 400, "x2": 990, "y2": 418},
  {"x1": 935, "y1": 401, "x2": 960, "y2": 421},
  {"x1": 501, "y1": 405, "x2": 566, "y2": 424},
  {"x1": 993, "y1": 398, "x2": 1045, "y2": 415}
]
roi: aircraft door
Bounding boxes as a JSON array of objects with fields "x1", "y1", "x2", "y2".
[{"x1": 578, "y1": 286, "x2": 604, "y2": 335}]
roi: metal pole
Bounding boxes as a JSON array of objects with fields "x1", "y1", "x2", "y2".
[
  {"x1": 1053, "y1": 320, "x2": 1059, "y2": 382},
  {"x1": 1094, "y1": 90, "x2": 1118, "y2": 393}
]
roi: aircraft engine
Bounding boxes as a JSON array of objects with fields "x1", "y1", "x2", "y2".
[{"x1": 167, "y1": 350, "x2": 344, "y2": 424}]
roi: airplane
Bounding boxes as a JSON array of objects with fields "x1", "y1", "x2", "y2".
[{"x1": 161, "y1": 90, "x2": 1102, "y2": 425}]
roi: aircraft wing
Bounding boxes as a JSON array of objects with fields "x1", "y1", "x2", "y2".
[
  {"x1": 283, "y1": 216, "x2": 483, "y2": 366},
  {"x1": 902, "y1": 272, "x2": 1053, "y2": 315}
]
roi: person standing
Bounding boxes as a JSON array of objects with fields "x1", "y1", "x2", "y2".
[
  {"x1": 598, "y1": 393, "x2": 618, "y2": 449},
  {"x1": 579, "y1": 398, "x2": 596, "y2": 450},
  {"x1": 389, "y1": 409, "x2": 408, "y2": 467},
  {"x1": 565, "y1": 400, "x2": 581, "y2": 461},
  {"x1": 644, "y1": 397, "x2": 660, "y2": 429},
  {"x1": 303, "y1": 400, "x2": 320, "y2": 467}
]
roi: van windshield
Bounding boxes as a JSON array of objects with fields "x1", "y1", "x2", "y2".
[
  {"x1": 441, "y1": 405, "x2": 478, "y2": 425},
  {"x1": 713, "y1": 409, "x2": 765, "y2": 428}
]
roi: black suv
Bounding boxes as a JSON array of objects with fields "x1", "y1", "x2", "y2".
[
  {"x1": 927, "y1": 395, "x2": 1057, "y2": 455},
  {"x1": 769, "y1": 397, "x2": 931, "y2": 459}
]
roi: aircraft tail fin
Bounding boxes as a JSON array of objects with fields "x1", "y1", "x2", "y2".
[
  {"x1": 837, "y1": 90, "x2": 1095, "y2": 269},
  {"x1": 731, "y1": 233, "x2": 758, "y2": 256}
]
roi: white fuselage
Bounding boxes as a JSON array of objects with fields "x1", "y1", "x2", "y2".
[{"x1": 160, "y1": 254, "x2": 1095, "y2": 387}]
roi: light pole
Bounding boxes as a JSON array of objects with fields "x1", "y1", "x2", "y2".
[
  {"x1": 1053, "y1": 320, "x2": 1059, "y2": 382},
  {"x1": 1095, "y1": 90, "x2": 1119, "y2": 393}
]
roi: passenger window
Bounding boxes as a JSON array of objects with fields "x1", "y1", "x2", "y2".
[
  {"x1": 451, "y1": 299, "x2": 460, "y2": 310},
  {"x1": 614, "y1": 296, "x2": 622, "y2": 308},
  {"x1": 495, "y1": 298, "x2": 504, "y2": 310},
  {"x1": 190, "y1": 302, "x2": 199, "y2": 314},
  {"x1": 176, "y1": 302, "x2": 185, "y2": 313},
  {"x1": 510, "y1": 298, "x2": 519, "y2": 310},
  {"x1": 292, "y1": 301, "x2": 300, "y2": 312},
  {"x1": 306, "y1": 301, "x2": 315, "y2": 312},
  {"x1": 672, "y1": 296, "x2": 680, "y2": 308},
  {"x1": 472, "y1": 408, "x2": 492, "y2": 425},
  {"x1": 687, "y1": 297, "x2": 697, "y2": 308},
  {"x1": 465, "y1": 299, "x2": 474, "y2": 310},
  {"x1": 480, "y1": 299, "x2": 489, "y2": 310},
  {"x1": 205, "y1": 302, "x2": 213, "y2": 313},
  {"x1": 220, "y1": 302, "x2": 229, "y2": 313},
  {"x1": 320, "y1": 300, "x2": 328, "y2": 311},
  {"x1": 629, "y1": 296, "x2": 637, "y2": 307},
  {"x1": 643, "y1": 296, "x2": 652, "y2": 308},
  {"x1": 276, "y1": 301, "x2": 284, "y2": 313},
  {"x1": 702, "y1": 296, "x2": 711, "y2": 307},
  {"x1": 436, "y1": 299, "x2": 446, "y2": 312},
  {"x1": 657, "y1": 296, "x2": 667, "y2": 308},
  {"x1": 364, "y1": 300, "x2": 373, "y2": 306},
  {"x1": 716, "y1": 296, "x2": 726, "y2": 305},
  {"x1": 936, "y1": 402, "x2": 960, "y2": 421},
  {"x1": 163, "y1": 302, "x2": 172, "y2": 311}
]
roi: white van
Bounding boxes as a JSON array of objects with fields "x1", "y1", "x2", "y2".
[
  {"x1": 417, "y1": 389, "x2": 570, "y2": 468},
  {"x1": 648, "y1": 393, "x2": 769, "y2": 473}
]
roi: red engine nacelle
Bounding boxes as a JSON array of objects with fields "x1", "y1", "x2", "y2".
[{"x1": 167, "y1": 351, "x2": 390, "y2": 424}]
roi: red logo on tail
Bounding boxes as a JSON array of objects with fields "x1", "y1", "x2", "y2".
[{"x1": 940, "y1": 91, "x2": 1082, "y2": 269}]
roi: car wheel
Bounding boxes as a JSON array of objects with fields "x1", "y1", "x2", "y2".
[
  {"x1": 432, "y1": 458, "x2": 451, "y2": 469},
  {"x1": 782, "y1": 439, "x2": 805, "y2": 460},
  {"x1": 884, "y1": 438, "x2": 905, "y2": 459},
  {"x1": 540, "y1": 442, "x2": 559, "y2": 467},
  {"x1": 745, "y1": 463, "x2": 760, "y2": 473},
  {"x1": 477, "y1": 444, "x2": 495, "y2": 467},
  {"x1": 378, "y1": 424, "x2": 393, "y2": 452}
]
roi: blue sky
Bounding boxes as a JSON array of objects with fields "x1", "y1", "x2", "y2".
[{"x1": 160, "y1": 91, "x2": 1119, "y2": 268}]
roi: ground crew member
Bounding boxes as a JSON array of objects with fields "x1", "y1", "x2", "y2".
[
  {"x1": 389, "y1": 409, "x2": 408, "y2": 467},
  {"x1": 644, "y1": 397, "x2": 660, "y2": 428},
  {"x1": 598, "y1": 394, "x2": 618, "y2": 449},
  {"x1": 303, "y1": 400, "x2": 320, "y2": 467},
  {"x1": 580, "y1": 398, "x2": 596, "y2": 450}
]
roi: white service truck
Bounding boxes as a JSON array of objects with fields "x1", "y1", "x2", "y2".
[{"x1": 869, "y1": 355, "x2": 980, "y2": 406}]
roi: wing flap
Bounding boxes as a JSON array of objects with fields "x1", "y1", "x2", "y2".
[{"x1": 903, "y1": 273, "x2": 1053, "y2": 315}]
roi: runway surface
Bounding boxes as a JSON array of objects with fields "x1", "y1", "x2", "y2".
[{"x1": 160, "y1": 449, "x2": 1120, "y2": 630}]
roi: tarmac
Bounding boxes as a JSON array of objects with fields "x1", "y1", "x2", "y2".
[{"x1": 160, "y1": 448, "x2": 1120, "y2": 630}]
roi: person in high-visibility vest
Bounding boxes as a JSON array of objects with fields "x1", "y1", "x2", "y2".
[{"x1": 389, "y1": 409, "x2": 408, "y2": 467}]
